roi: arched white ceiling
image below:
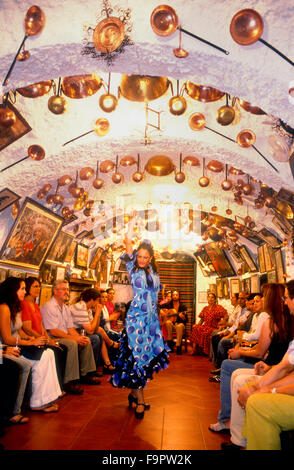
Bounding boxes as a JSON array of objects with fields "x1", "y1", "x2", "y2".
[{"x1": 0, "y1": 0, "x2": 293, "y2": 246}]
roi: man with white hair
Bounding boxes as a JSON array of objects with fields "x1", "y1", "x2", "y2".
[{"x1": 41, "y1": 280, "x2": 100, "y2": 395}]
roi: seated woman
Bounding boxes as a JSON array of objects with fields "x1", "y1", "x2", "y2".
[
  {"x1": 209, "y1": 283, "x2": 292, "y2": 436},
  {"x1": 70, "y1": 288, "x2": 119, "y2": 374},
  {"x1": 0, "y1": 344, "x2": 27, "y2": 426},
  {"x1": 21, "y1": 276, "x2": 67, "y2": 392},
  {"x1": 0, "y1": 277, "x2": 62, "y2": 415},
  {"x1": 164, "y1": 290, "x2": 188, "y2": 355},
  {"x1": 189, "y1": 292, "x2": 227, "y2": 356},
  {"x1": 100, "y1": 290, "x2": 121, "y2": 342},
  {"x1": 105, "y1": 287, "x2": 121, "y2": 330}
]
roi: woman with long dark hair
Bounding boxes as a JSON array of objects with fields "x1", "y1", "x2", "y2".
[
  {"x1": 110, "y1": 216, "x2": 170, "y2": 419},
  {"x1": 0, "y1": 277, "x2": 61, "y2": 416}
]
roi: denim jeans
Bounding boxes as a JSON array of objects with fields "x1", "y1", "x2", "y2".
[
  {"x1": 88, "y1": 332, "x2": 103, "y2": 367},
  {"x1": 218, "y1": 359, "x2": 254, "y2": 423}
]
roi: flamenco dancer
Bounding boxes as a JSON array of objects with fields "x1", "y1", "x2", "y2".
[{"x1": 110, "y1": 215, "x2": 170, "y2": 419}]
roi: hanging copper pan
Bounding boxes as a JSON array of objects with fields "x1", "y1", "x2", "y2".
[
  {"x1": 183, "y1": 156, "x2": 200, "y2": 166},
  {"x1": 62, "y1": 74, "x2": 102, "y2": 99},
  {"x1": 185, "y1": 82, "x2": 225, "y2": 102},
  {"x1": 150, "y1": 4, "x2": 178, "y2": 37},
  {"x1": 93, "y1": 17, "x2": 125, "y2": 53},
  {"x1": 120, "y1": 75, "x2": 170, "y2": 102},
  {"x1": 145, "y1": 155, "x2": 174, "y2": 176},
  {"x1": 17, "y1": 80, "x2": 52, "y2": 98},
  {"x1": 230, "y1": 9, "x2": 263, "y2": 46},
  {"x1": 120, "y1": 155, "x2": 136, "y2": 166},
  {"x1": 100, "y1": 160, "x2": 115, "y2": 173},
  {"x1": 207, "y1": 160, "x2": 224, "y2": 173},
  {"x1": 229, "y1": 167, "x2": 245, "y2": 175},
  {"x1": 239, "y1": 99, "x2": 266, "y2": 115}
]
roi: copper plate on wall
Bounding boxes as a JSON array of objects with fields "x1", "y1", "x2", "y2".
[{"x1": 93, "y1": 17, "x2": 125, "y2": 53}]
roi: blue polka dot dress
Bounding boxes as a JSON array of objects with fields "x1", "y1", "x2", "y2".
[{"x1": 110, "y1": 249, "x2": 170, "y2": 389}]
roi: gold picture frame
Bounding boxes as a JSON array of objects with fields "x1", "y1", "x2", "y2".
[{"x1": 0, "y1": 198, "x2": 63, "y2": 271}]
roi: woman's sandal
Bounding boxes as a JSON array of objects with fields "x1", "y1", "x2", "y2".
[
  {"x1": 9, "y1": 414, "x2": 29, "y2": 425},
  {"x1": 31, "y1": 403, "x2": 59, "y2": 413}
]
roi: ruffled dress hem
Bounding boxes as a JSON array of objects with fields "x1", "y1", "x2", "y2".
[{"x1": 110, "y1": 328, "x2": 170, "y2": 389}]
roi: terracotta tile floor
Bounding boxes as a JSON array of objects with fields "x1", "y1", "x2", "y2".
[{"x1": 0, "y1": 353, "x2": 231, "y2": 451}]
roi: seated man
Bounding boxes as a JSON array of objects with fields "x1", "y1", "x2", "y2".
[
  {"x1": 70, "y1": 288, "x2": 119, "y2": 374},
  {"x1": 70, "y1": 288, "x2": 103, "y2": 375},
  {"x1": 41, "y1": 280, "x2": 100, "y2": 395},
  {"x1": 211, "y1": 293, "x2": 255, "y2": 375},
  {"x1": 164, "y1": 290, "x2": 187, "y2": 355}
]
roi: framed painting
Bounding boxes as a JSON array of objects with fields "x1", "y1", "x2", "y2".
[
  {"x1": 0, "y1": 198, "x2": 63, "y2": 271},
  {"x1": 63, "y1": 240, "x2": 77, "y2": 264},
  {"x1": 75, "y1": 243, "x2": 89, "y2": 270},
  {"x1": 40, "y1": 263, "x2": 55, "y2": 284},
  {"x1": 257, "y1": 245, "x2": 266, "y2": 273},
  {"x1": 89, "y1": 246, "x2": 103, "y2": 269},
  {"x1": 56, "y1": 266, "x2": 65, "y2": 281},
  {"x1": 263, "y1": 244, "x2": 274, "y2": 272},
  {"x1": 239, "y1": 245, "x2": 258, "y2": 273},
  {"x1": 0, "y1": 102, "x2": 32, "y2": 151},
  {"x1": 267, "y1": 269, "x2": 277, "y2": 283},
  {"x1": 250, "y1": 274, "x2": 260, "y2": 294},
  {"x1": 46, "y1": 231, "x2": 75, "y2": 264},
  {"x1": 204, "y1": 242, "x2": 236, "y2": 277},
  {"x1": 216, "y1": 278, "x2": 224, "y2": 298},
  {"x1": 242, "y1": 277, "x2": 251, "y2": 294},
  {"x1": 0, "y1": 188, "x2": 20, "y2": 213},
  {"x1": 229, "y1": 245, "x2": 244, "y2": 264},
  {"x1": 194, "y1": 247, "x2": 217, "y2": 276},
  {"x1": 39, "y1": 284, "x2": 53, "y2": 307},
  {"x1": 272, "y1": 213, "x2": 293, "y2": 237},
  {"x1": 257, "y1": 228, "x2": 282, "y2": 249},
  {"x1": 274, "y1": 249, "x2": 285, "y2": 283},
  {"x1": 230, "y1": 278, "x2": 240, "y2": 295}
]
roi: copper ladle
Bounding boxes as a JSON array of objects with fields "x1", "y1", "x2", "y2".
[
  {"x1": 151, "y1": 5, "x2": 229, "y2": 55},
  {"x1": 230, "y1": 9, "x2": 294, "y2": 67},
  {"x1": 2, "y1": 6, "x2": 46, "y2": 86},
  {"x1": 1, "y1": 145, "x2": 45, "y2": 172},
  {"x1": 173, "y1": 28, "x2": 188, "y2": 58}
]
